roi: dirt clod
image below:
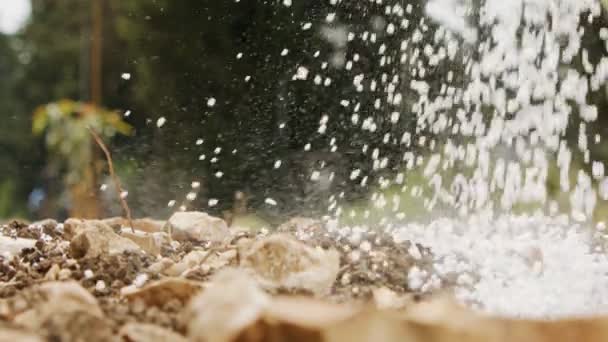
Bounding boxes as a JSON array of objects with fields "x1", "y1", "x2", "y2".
[
  {"x1": 240, "y1": 234, "x2": 340, "y2": 296},
  {"x1": 165, "y1": 211, "x2": 230, "y2": 243},
  {"x1": 70, "y1": 221, "x2": 141, "y2": 258}
]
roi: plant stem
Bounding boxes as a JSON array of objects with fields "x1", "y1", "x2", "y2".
[{"x1": 88, "y1": 127, "x2": 135, "y2": 233}]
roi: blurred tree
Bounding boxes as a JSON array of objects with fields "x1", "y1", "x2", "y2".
[{"x1": 0, "y1": 32, "x2": 38, "y2": 218}]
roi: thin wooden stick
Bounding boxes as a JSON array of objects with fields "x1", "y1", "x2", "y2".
[{"x1": 88, "y1": 127, "x2": 135, "y2": 233}]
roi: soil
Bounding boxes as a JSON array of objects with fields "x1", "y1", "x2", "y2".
[
  {"x1": 3, "y1": 217, "x2": 608, "y2": 342},
  {"x1": 0, "y1": 217, "x2": 430, "y2": 340}
]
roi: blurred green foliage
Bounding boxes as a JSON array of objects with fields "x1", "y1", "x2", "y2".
[{"x1": 32, "y1": 99, "x2": 131, "y2": 185}]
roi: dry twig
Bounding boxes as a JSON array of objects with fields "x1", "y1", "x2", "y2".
[{"x1": 88, "y1": 127, "x2": 135, "y2": 233}]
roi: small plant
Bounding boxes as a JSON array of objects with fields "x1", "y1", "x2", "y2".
[{"x1": 33, "y1": 99, "x2": 132, "y2": 218}]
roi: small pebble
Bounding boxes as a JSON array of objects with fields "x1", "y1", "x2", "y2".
[
  {"x1": 58, "y1": 268, "x2": 72, "y2": 280},
  {"x1": 84, "y1": 269, "x2": 94, "y2": 279},
  {"x1": 95, "y1": 280, "x2": 106, "y2": 292},
  {"x1": 133, "y1": 273, "x2": 149, "y2": 288}
]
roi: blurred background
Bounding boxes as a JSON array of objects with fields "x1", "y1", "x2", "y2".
[
  {"x1": 2, "y1": 0, "x2": 608, "y2": 226},
  {"x1": 1, "y1": 0, "x2": 407, "y2": 224}
]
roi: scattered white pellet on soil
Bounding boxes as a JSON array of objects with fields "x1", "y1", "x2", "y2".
[
  {"x1": 95, "y1": 280, "x2": 106, "y2": 292},
  {"x1": 133, "y1": 273, "x2": 149, "y2": 288},
  {"x1": 84, "y1": 269, "x2": 94, "y2": 279}
]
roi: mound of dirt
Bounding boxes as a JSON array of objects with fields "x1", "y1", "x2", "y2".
[{"x1": 1, "y1": 213, "x2": 607, "y2": 341}]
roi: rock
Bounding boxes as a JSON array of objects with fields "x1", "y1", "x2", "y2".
[
  {"x1": 265, "y1": 296, "x2": 359, "y2": 338},
  {"x1": 206, "y1": 249, "x2": 238, "y2": 270},
  {"x1": 147, "y1": 258, "x2": 176, "y2": 274},
  {"x1": 184, "y1": 269, "x2": 360, "y2": 342},
  {"x1": 13, "y1": 282, "x2": 114, "y2": 342},
  {"x1": 184, "y1": 249, "x2": 238, "y2": 278},
  {"x1": 164, "y1": 251, "x2": 208, "y2": 277},
  {"x1": 30, "y1": 218, "x2": 58, "y2": 226},
  {"x1": 38, "y1": 281, "x2": 102, "y2": 315},
  {"x1": 165, "y1": 211, "x2": 230, "y2": 242},
  {"x1": 43, "y1": 264, "x2": 61, "y2": 281},
  {"x1": 183, "y1": 268, "x2": 270, "y2": 342},
  {"x1": 29, "y1": 219, "x2": 58, "y2": 236},
  {"x1": 120, "y1": 228, "x2": 169, "y2": 256},
  {"x1": 240, "y1": 234, "x2": 340, "y2": 296},
  {"x1": 57, "y1": 268, "x2": 72, "y2": 281},
  {"x1": 123, "y1": 278, "x2": 204, "y2": 307},
  {"x1": 0, "y1": 327, "x2": 44, "y2": 342},
  {"x1": 164, "y1": 248, "x2": 237, "y2": 277},
  {"x1": 0, "y1": 236, "x2": 36, "y2": 256},
  {"x1": 132, "y1": 218, "x2": 166, "y2": 233},
  {"x1": 102, "y1": 217, "x2": 165, "y2": 233},
  {"x1": 99, "y1": 217, "x2": 125, "y2": 230},
  {"x1": 69, "y1": 220, "x2": 141, "y2": 258},
  {"x1": 64, "y1": 218, "x2": 109, "y2": 240},
  {"x1": 372, "y1": 287, "x2": 415, "y2": 310},
  {"x1": 323, "y1": 307, "x2": 410, "y2": 342},
  {"x1": 119, "y1": 323, "x2": 188, "y2": 342}
]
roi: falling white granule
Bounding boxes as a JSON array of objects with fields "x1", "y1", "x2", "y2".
[
  {"x1": 265, "y1": 198, "x2": 278, "y2": 206},
  {"x1": 295, "y1": 66, "x2": 309, "y2": 80},
  {"x1": 207, "y1": 97, "x2": 216, "y2": 107},
  {"x1": 121, "y1": 73, "x2": 131, "y2": 80},
  {"x1": 208, "y1": 198, "x2": 219, "y2": 207},
  {"x1": 156, "y1": 117, "x2": 166, "y2": 128}
]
